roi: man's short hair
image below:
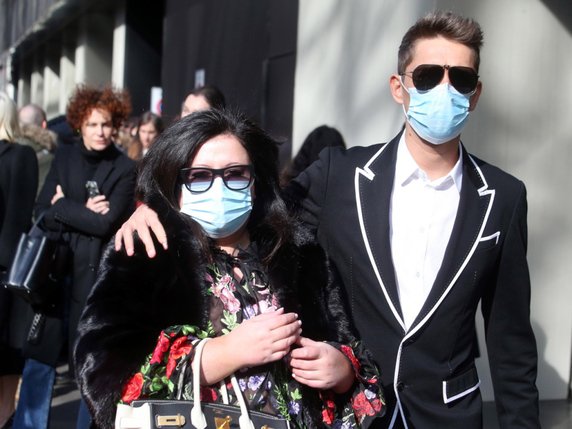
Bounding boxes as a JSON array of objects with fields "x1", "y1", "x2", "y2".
[
  {"x1": 19, "y1": 103, "x2": 47, "y2": 127},
  {"x1": 397, "y1": 11, "x2": 484, "y2": 74}
]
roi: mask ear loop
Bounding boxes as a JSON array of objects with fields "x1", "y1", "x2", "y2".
[
  {"x1": 399, "y1": 76, "x2": 412, "y2": 122},
  {"x1": 399, "y1": 75, "x2": 411, "y2": 95}
]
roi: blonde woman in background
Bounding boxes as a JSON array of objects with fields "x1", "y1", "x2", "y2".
[{"x1": 0, "y1": 91, "x2": 38, "y2": 428}]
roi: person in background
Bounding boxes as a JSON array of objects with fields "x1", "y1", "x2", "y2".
[
  {"x1": 180, "y1": 84, "x2": 226, "y2": 118},
  {"x1": 74, "y1": 108, "x2": 385, "y2": 429},
  {"x1": 0, "y1": 92, "x2": 38, "y2": 428},
  {"x1": 17, "y1": 104, "x2": 57, "y2": 193},
  {"x1": 115, "y1": 115, "x2": 139, "y2": 154},
  {"x1": 13, "y1": 85, "x2": 136, "y2": 429},
  {"x1": 126, "y1": 111, "x2": 164, "y2": 160},
  {"x1": 280, "y1": 125, "x2": 346, "y2": 186},
  {"x1": 46, "y1": 114, "x2": 76, "y2": 146}
]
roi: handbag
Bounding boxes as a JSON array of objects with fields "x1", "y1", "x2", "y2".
[
  {"x1": 115, "y1": 338, "x2": 291, "y2": 429},
  {"x1": 2, "y1": 214, "x2": 64, "y2": 308}
]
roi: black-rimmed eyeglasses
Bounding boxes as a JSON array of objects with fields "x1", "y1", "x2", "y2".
[
  {"x1": 180, "y1": 165, "x2": 254, "y2": 194},
  {"x1": 401, "y1": 64, "x2": 479, "y2": 95}
]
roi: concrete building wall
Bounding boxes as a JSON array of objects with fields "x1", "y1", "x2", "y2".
[{"x1": 294, "y1": 0, "x2": 572, "y2": 400}]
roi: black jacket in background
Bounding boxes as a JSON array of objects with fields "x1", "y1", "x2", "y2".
[
  {"x1": 32, "y1": 140, "x2": 135, "y2": 362},
  {"x1": 0, "y1": 139, "x2": 38, "y2": 375}
]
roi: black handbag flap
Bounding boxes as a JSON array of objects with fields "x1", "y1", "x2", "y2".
[{"x1": 131, "y1": 400, "x2": 290, "y2": 429}]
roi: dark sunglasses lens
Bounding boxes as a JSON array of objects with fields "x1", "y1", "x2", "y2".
[
  {"x1": 224, "y1": 166, "x2": 252, "y2": 190},
  {"x1": 181, "y1": 169, "x2": 213, "y2": 193},
  {"x1": 449, "y1": 67, "x2": 478, "y2": 94},
  {"x1": 412, "y1": 65, "x2": 444, "y2": 91}
]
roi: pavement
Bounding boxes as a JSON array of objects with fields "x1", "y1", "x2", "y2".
[
  {"x1": 49, "y1": 364, "x2": 81, "y2": 428},
  {"x1": 43, "y1": 368, "x2": 572, "y2": 429}
]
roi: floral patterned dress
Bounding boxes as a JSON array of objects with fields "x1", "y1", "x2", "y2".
[{"x1": 121, "y1": 246, "x2": 384, "y2": 428}]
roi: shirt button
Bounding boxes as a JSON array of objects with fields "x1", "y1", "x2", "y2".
[
  {"x1": 415, "y1": 272, "x2": 420, "y2": 278},
  {"x1": 396, "y1": 382, "x2": 405, "y2": 391}
]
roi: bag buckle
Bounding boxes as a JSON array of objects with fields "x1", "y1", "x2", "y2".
[
  {"x1": 156, "y1": 414, "x2": 186, "y2": 427},
  {"x1": 215, "y1": 415, "x2": 232, "y2": 429}
]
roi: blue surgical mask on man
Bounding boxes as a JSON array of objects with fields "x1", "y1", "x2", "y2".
[
  {"x1": 402, "y1": 81, "x2": 471, "y2": 145},
  {"x1": 180, "y1": 178, "x2": 252, "y2": 239}
]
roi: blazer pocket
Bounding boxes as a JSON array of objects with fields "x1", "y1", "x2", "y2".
[
  {"x1": 475, "y1": 231, "x2": 500, "y2": 253},
  {"x1": 442, "y1": 365, "x2": 480, "y2": 404}
]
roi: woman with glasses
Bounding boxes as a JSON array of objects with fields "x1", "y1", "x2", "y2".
[{"x1": 74, "y1": 108, "x2": 385, "y2": 429}]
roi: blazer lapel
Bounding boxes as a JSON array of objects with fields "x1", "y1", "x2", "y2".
[
  {"x1": 355, "y1": 134, "x2": 405, "y2": 330},
  {"x1": 408, "y1": 145, "x2": 494, "y2": 333}
]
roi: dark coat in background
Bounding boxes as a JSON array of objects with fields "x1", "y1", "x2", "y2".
[
  {"x1": 29, "y1": 140, "x2": 135, "y2": 365},
  {"x1": 0, "y1": 140, "x2": 38, "y2": 375},
  {"x1": 74, "y1": 195, "x2": 360, "y2": 429}
]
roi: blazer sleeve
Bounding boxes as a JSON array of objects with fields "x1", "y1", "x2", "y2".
[
  {"x1": 284, "y1": 147, "x2": 334, "y2": 231},
  {"x1": 481, "y1": 182, "x2": 540, "y2": 428}
]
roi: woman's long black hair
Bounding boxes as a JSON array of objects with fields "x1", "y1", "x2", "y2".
[{"x1": 136, "y1": 108, "x2": 296, "y2": 263}]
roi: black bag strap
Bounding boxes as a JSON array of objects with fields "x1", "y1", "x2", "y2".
[{"x1": 29, "y1": 212, "x2": 47, "y2": 238}]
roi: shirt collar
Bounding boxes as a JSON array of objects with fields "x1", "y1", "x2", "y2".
[{"x1": 395, "y1": 134, "x2": 463, "y2": 193}]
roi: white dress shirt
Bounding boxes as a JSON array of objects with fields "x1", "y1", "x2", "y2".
[{"x1": 390, "y1": 136, "x2": 463, "y2": 330}]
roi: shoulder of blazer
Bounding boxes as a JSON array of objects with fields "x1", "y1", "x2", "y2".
[
  {"x1": 339, "y1": 132, "x2": 401, "y2": 168},
  {"x1": 466, "y1": 150, "x2": 525, "y2": 195}
]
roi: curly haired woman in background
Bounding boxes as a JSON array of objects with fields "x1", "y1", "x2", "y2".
[{"x1": 13, "y1": 85, "x2": 136, "y2": 429}]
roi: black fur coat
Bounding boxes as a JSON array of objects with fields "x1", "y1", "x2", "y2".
[{"x1": 74, "y1": 197, "x2": 359, "y2": 429}]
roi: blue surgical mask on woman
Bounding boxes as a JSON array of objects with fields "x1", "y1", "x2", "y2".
[
  {"x1": 180, "y1": 178, "x2": 252, "y2": 239},
  {"x1": 402, "y1": 82, "x2": 471, "y2": 145}
]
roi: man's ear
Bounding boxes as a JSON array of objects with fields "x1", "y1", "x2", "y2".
[{"x1": 390, "y1": 74, "x2": 406, "y2": 105}]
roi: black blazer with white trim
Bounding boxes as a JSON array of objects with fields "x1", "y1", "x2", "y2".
[{"x1": 287, "y1": 132, "x2": 540, "y2": 429}]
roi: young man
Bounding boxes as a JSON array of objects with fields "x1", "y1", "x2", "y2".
[
  {"x1": 288, "y1": 11, "x2": 540, "y2": 428},
  {"x1": 115, "y1": 11, "x2": 540, "y2": 428}
]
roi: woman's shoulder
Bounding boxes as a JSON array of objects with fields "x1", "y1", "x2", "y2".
[{"x1": 0, "y1": 140, "x2": 37, "y2": 169}]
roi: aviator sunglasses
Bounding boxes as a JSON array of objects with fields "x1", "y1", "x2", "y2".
[
  {"x1": 401, "y1": 64, "x2": 479, "y2": 95},
  {"x1": 180, "y1": 165, "x2": 254, "y2": 194}
]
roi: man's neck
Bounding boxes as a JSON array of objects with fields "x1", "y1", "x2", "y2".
[{"x1": 403, "y1": 125, "x2": 461, "y2": 180}]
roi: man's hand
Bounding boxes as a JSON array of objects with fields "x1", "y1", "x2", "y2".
[
  {"x1": 289, "y1": 337, "x2": 355, "y2": 393},
  {"x1": 114, "y1": 203, "x2": 168, "y2": 257}
]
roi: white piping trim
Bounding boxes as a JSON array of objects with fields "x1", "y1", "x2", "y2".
[
  {"x1": 442, "y1": 379, "x2": 481, "y2": 404},
  {"x1": 480, "y1": 231, "x2": 500, "y2": 245},
  {"x1": 468, "y1": 153, "x2": 489, "y2": 193},
  {"x1": 388, "y1": 403, "x2": 400, "y2": 429},
  {"x1": 390, "y1": 343, "x2": 409, "y2": 429},
  {"x1": 354, "y1": 144, "x2": 405, "y2": 331}
]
